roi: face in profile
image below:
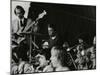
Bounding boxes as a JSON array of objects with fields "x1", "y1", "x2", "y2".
[
  {"x1": 48, "y1": 27, "x2": 55, "y2": 37},
  {"x1": 15, "y1": 8, "x2": 24, "y2": 19},
  {"x1": 50, "y1": 47, "x2": 60, "y2": 68},
  {"x1": 38, "y1": 54, "x2": 48, "y2": 67}
]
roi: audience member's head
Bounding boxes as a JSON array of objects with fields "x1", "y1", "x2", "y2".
[
  {"x1": 36, "y1": 49, "x2": 51, "y2": 67},
  {"x1": 50, "y1": 46, "x2": 70, "y2": 70}
]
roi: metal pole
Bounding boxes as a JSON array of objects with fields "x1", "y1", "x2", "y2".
[
  {"x1": 29, "y1": 34, "x2": 32, "y2": 63},
  {"x1": 68, "y1": 52, "x2": 77, "y2": 70}
]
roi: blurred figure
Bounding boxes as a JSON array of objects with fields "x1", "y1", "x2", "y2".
[
  {"x1": 23, "y1": 63, "x2": 35, "y2": 73},
  {"x1": 42, "y1": 41, "x2": 49, "y2": 49},
  {"x1": 11, "y1": 64, "x2": 18, "y2": 75},
  {"x1": 93, "y1": 36, "x2": 96, "y2": 45},
  {"x1": 50, "y1": 46, "x2": 70, "y2": 71},
  {"x1": 75, "y1": 38, "x2": 88, "y2": 70},
  {"x1": 35, "y1": 49, "x2": 53, "y2": 72},
  {"x1": 18, "y1": 61, "x2": 35, "y2": 74},
  {"x1": 78, "y1": 38, "x2": 84, "y2": 44},
  {"x1": 86, "y1": 36, "x2": 96, "y2": 69},
  {"x1": 76, "y1": 38, "x2": 88, "y2": 59},
  {"x1": 18, "y1": 61, "x2": 26, "y2": 74},
  {"x1": 75, "y1": 52, "x2": 88, "y2": 70},
  {"x1": 63, "y1": 42, "x2": 69, "y2": 49}
]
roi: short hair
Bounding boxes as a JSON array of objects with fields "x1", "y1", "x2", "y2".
[
  {"x1": 14, "y1": 5, "x2": 25, "y2": 15},
  {"x1": 51, "y1": 46, "x2": 71, "y2": 67},
  {"x1": 48, "y1": 24, "x2": 56, "y2": 31},
  {"x1": 38, "y1": 49, "x2": 51, "y2": 60}
]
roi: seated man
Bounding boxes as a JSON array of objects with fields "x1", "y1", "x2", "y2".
[{"x1": 50, "y1": 46, "x2": 71, "y2": 72}]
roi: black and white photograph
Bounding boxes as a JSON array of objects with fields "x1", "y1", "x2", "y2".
[{"x1": 11, "y1": 0, "x2": 96, "y2": 75}]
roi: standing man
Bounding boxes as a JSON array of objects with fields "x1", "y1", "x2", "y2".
[
  {"x1": 12, "y1": 5, "x2": 28, "y2": 45},
  {"x1": 12, "y1": 5, "x2": 27, "y2": 36},
  {"x1": 12, "y1": 5, "x2": 28, "y2": 62}
]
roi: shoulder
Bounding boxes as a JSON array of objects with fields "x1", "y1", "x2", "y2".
[
  {"x1": 12, "y1": 19, "x2": 18, "y2": 24},
  {"x1": 24, "y1": 17, "x2": 27, "y2": 21},
  {"x1": 12, "y1": 18, "x2": 18, "y2": 22},
  {"x1": 12, "y1": 19, "x2": 19, "y2": 28}
]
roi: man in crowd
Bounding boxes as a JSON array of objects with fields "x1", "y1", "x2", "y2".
[
  {"x1": 50, "y1": 46, "x2": 71, "y2": 71},
  {"x1": 35, "y1": 49, "x2": 53, "y2": 72}
]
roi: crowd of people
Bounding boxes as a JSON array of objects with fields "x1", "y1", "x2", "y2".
[{"x1": 11, "y1": 5, "x2": 96, "y2": 75}]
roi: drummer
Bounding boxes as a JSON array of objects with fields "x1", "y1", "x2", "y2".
[{"x1": 42, "y1": 24, "x2": 61, "y2": 49}]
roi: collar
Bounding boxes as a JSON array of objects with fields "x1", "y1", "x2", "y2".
[
  {"x1": 18, "y1": 17, "x2": 25, "y2": 23},
  {"x1": 51, "y1": 36, "x2": 56, "y2": 40}
]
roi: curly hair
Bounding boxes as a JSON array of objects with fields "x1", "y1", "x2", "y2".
[{"x1": 52, "y1": 46, "x2": 71, "y2": 67}]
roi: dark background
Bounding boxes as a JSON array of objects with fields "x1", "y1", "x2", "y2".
[{"x1": 28, "y1": 2, "x2": 96, "y2": 46}]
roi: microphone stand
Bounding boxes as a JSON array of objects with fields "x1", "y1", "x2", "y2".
[
  {"x1": 66, "y1": 46, "x2": 78, "y2": 70},
  {"x1": 29, "y1": 19, "x2": 39, "y2": 63},
  {"x1": 29, "y1": 27, "x2": 32, "y2": 63},
  {"x1": 67, "y1": 51, "x2": 77, "y2": 70}
]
